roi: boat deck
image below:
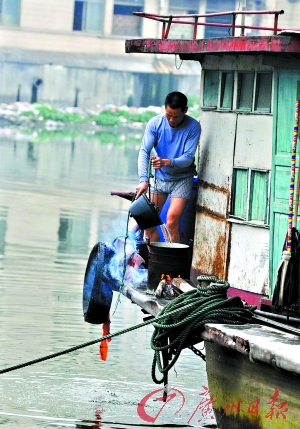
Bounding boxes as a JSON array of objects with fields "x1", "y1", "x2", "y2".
[{"x1": 122, "y1": 282, "x2": 300, "y2": 376}]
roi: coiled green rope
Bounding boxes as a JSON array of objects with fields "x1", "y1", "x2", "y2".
[{"x1": 151, "y1": 276, "x2": 256, "y2": 384}]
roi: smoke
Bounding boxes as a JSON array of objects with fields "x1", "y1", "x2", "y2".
[{"x1": 108, "y1": 236, "x2": 147, "y2": 288}]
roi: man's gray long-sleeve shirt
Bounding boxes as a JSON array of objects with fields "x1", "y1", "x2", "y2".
[{"x1": 138, "y1": 113, "x2": 201, "y2": 182}]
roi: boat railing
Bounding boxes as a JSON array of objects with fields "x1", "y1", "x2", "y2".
[{"x1": 132, "y1": 10, "x2": 288, "y2": 39}]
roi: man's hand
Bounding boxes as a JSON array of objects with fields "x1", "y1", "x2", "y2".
[
  {"x1": 151, "y1": 156, "x2": 170, "y2": 169},
  {"x1": 135, "y1": 181, "x2": 148, "y2": 199}
]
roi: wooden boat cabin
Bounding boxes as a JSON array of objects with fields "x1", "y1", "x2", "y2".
[{"x1": 126, "y1": 9, "x2": 300, "y2": 314}]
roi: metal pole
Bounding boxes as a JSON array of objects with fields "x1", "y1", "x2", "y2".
[{"x1": 241, "y1": 0, "x2": 246, "y2": 36}]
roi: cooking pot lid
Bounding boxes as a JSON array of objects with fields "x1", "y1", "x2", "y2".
[{"x1": 149, "y1": 242, "x2": 189, "y2": 249}]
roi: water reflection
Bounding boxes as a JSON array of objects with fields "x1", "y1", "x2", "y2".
[
  {"x1": 27, "y1": 141, "x2": 37, "y2": 162},
  {"x1": 57, "y1": 210, "x2": 91, "y2": 254},
  {"x1": 0, "y1": 128, "x2": 210, "y2": 428},
  {"x1": 0, "y1": 207, "x2": 7, "y2": 256}
]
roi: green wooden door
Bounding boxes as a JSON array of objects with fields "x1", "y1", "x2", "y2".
[{"x1": 270, "y1": 72, "x2": 300, "y2": 295}]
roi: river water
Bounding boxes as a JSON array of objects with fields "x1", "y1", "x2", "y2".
[{"x1": 0, "y1": 127, "x2": 214, "y2": 428}]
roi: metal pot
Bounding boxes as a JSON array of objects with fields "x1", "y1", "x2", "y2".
[
  {"x1": 129, "y1": 194, "x2": 162, "y2": 230},
  {"x1": 147, "y1": 242, "x2": 191, "y2": 291}
]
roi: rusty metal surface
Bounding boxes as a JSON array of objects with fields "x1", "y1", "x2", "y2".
[
  {"x1": 196, "y1": 181, "x2": 230, "y2": 220},
  {"x1": 192, "y1": 213, "x2": 229, "y2": 279},
  {"x1": 125, "y1": 36, "x2": 300, "y2": 57},
  {"x1": 192, "y1": 111, "x2": 236, "y2": 279}
]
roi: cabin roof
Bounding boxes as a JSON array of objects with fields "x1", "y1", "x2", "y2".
[
  {"x1": 126, "y1": 35, "x2": 300, "y2": 60},
  {"x1": 125, "y1": 10, "x2": 300, "y2": 60}
]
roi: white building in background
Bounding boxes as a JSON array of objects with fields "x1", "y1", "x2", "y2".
[{"x1": 0, "y1": 0, "x2": 298, "y2": 107}]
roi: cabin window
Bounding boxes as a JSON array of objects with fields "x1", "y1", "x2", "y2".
[
  {"x1": 249, "y1": 170, "x2": 269, "y2": 222},
  {"x1": 113, "y1": 0, "x2": 144, "y2": 36},
  {"x1": 203, "y1": 70, "x2": 219, "y2": 108},
  {"x1": 237, "y1": 72, "x2": 254, "y2": 111},
  {"x1": 232, "y1": 168, "x2": 248, "y2": 218},
  {"x1": 231, "y1": 168, "x2": 270, "y2": 225},
  {"x1": 254, "y1": 72, "x2": 272, "y2": 112},
  {"x1": 73, "y1": 0, "x2": 105, "y2": 32},
  {"x1": 220, "y1": 72, "x2": 234, "y2": 109},
  {"x1": 0, "y1": 0, "x2": 20, "y2": 25},
  {"x1": 202, "y1": 70, "x2": 273, "y2": 113}
]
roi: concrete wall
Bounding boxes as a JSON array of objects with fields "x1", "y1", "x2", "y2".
[
  {"x1": 0, "y1": 27, "x2": 128, "y2": 55},
  {"x1": 0, "y1": 58, "x2": 200, "y2": 107},
  {"x1": 20, "y1": 0, "x2": 74, "y2": 31},
  {"x1": 0, "y1": 63, "x2": 135, "y2": 106}
]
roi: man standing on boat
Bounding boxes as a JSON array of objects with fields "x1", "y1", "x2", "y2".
[{"x1": 135, "y1": 91, "x2": 201, "y2": 243}]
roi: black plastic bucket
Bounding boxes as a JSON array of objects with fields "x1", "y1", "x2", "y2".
[{"x1": 147, "y1": 242, "x2": 190, "y2": 291}]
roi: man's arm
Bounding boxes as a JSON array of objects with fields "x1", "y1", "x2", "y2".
[
  {"x1": 138, "y1": 119, "x2": 158, "y2": 179},
  {"x1": 136, "y1": 118, "x2": 157, "y2": 198},
  {"x1": 169, "y1": 121, "x2": 201, "y2": 170}
]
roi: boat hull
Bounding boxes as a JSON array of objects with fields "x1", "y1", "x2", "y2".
[{"x1": 205, "y1": 341, "x2": 300, "y2": 429}]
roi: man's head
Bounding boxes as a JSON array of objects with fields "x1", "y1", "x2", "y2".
[
  {"x1": 164, "y1": 92, "x2": 188, "y2": 128},
  {"x1": 165, "y1": 92, "x2": 188, "y2": 111}
]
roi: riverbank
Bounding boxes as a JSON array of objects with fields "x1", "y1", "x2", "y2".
[
  {"x1": 0, "y1": 99, "x2": 200, "y2": 133},
  {"x1": 0, "y1": 102, "x2": 162, "y2": 133}
]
